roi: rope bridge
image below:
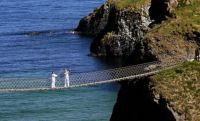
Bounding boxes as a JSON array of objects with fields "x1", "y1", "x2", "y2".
[{"x1": 0, "y1": 61, "x2": 177, "y2": 92}]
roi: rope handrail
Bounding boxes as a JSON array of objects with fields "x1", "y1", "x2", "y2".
[{"x1": 0, "y1": 60, "x2": 184, "y2": 92}]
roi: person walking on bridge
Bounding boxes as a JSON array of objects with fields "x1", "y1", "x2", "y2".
[
  {"x1": 51, "y1": 71, "x2": 58, "y2": 88},
  {"x1": 195, "y1": 47, "x2": 200, "y2": 61},
  {"x1": 64, "y1": 69, "x2": 70, "y2": 87}
]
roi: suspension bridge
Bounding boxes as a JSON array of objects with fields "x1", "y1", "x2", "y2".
[{"x1": 0, "y1": 61, "x2": 179, "y2": 92}]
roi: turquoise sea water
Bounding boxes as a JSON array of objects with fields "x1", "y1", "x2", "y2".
[
  {"x1": 0, "y1": 86, "x2": 119, "y2": 121},
  {"x1": 0, "y1": 0, "x2": 119, "y2": 120}
]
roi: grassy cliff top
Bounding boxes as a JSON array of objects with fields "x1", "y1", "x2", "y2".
[
  {"x1": 147, "y1": 0, "x2": 200, "y2": 36},
  {"x1": 152, "y1": 61, "x2": 200, "y2": 121},
  {"x1": 143, "y1": 0, "x2": 200, "y2": 62},
  {"x1": 108, "y1": 0, "x2": 150, "y2": 9},
  {"x1": 177, "y1": 0, "x2": 200, "y2": 27}
]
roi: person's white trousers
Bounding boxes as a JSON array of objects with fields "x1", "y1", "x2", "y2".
[
  {"x1": 51, "y1": 79, "x2": 56, "y2": 88},
  {"x1": 64, "y1": 76, "x2": 69, "y2": 87}
]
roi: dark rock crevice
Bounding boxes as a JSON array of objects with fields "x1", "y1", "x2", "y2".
[
  {"x1": 149, "y1": 0, "x2": 178, "y2": 24},
  {"x1": 149, "y1": 0, "x2": 169, "y2": 23},
  {"x1": 123, "y1": 41, "x2": 158, "y2": 65},
  {"x1": 110, "y1": 79, "x2": 176, "y2": 121},
  {"x1": 185, "y1": 31, "x2": 200, "y2": 45}
]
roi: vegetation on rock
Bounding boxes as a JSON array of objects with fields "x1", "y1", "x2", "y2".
[
  {"x1": 144, "y1": 0, "x2": 200, "y2": 62},
  {"x1": 108, "y1": 0, "x2": 150, "y2": 10},
  {"x1": 152, "y1": 61, "x2": 200, "y2": 121}
]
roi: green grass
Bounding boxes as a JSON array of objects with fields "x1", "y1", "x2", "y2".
[
  {"x1": 148, "y1": 0, "x2": 200, "y2": 35},
  {"x1": 177, "y1": 0, "x2": 200, "y2": 26},
  {"x1": 109, "y1": 0, "x2": 149, "y2": 10},
  {"x1": 152, "y1": 61, "x2": 200, "y2": 121},
  {"x1": 144, "y1": 0, "x2": 200, "y2": 61}
]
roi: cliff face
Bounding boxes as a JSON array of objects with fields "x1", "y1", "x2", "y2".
[
  {"x1": 77, "y1": 1, "x2": 153, "y2": 60},
  {"x1": 110, "y1": 78, "x2": 177, "y2": 121},
  {"x1": 76, "y1": 0, "x2": 200, "y2": 62}
]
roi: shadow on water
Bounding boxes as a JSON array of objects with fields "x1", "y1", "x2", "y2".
[
  {"x1": 93, "y1": 56, "x2": 143, "y2": 68},
  {"x1": 96, "y1": 57, "x2": 125, "y2": 68}
]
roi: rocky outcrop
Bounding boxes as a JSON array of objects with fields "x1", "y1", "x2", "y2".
[
  {"x1": 76, "y1": 0, "x2": 199, "y2": 63},
  {"x1": 75, "y1": 2, "x2": 110, "y2": 36},
  {"x1": 143, "y1": 30, "x2": 199, "y2": 62},
  {"x1": 90, "y1": 6, "x2": 152, "y2": 57},
  {"x1": 76, "y1": 1, "x2": 152, "y2": 59}
]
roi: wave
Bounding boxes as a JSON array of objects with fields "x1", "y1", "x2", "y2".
[{"x1": 0, "y1": 29, "x2": 79, "y2": 37}]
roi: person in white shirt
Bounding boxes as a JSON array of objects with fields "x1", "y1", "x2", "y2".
[
  {"x1": 64, "y1": 69, "x2": 70, "y2": 87},
  {"x1": 51, "y1": 72, "x2": 58, "y2": 88}
]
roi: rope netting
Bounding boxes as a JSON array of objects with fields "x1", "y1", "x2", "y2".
[{"x1": 0, "y1": 61, "x2": 180, "y2": 92}]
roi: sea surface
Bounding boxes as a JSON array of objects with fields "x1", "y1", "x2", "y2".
[{"x1": 0, "y1": 0, "x2": 120, "y2": 120}]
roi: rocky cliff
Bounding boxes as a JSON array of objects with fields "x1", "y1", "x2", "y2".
[
  {"x1": 76, "y1": 0, "x2": 200, "y2": 62},
  {"x1": 76, "y1": 0, "x2": 200, "y2": 120},
  {"x1": 77, "y1": 0, "x2": 153, "y2": 62}
]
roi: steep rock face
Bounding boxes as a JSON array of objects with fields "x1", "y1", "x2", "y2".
[
  {"x1": 90, "y1": 6, "x2": 153, "y2": 57},
  {"x1": 110, "y1": 79, "x2": 176, "y2": 121},
  {"x1": 76, "y1": 0, "x2": 199, "y2": 63},
  {"x1": 75, "y1": 2, "x2": 110, "y2": 35},
  {"x1": 90, "y1": 6, "x2": 152, "y2": 57},
  {"x1": 76, "y1": 1, "x2": 152, "y2": 58}
]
